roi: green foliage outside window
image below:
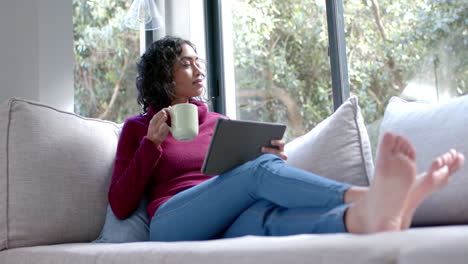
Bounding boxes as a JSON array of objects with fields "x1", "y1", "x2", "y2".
[
  {"x1": 231, "y1": 0, "x2": 467, "y2": 140},
  {"x1": 344, "y1": 0, "x2": 467, "y2": 123},
  {"x1": 231, "y1": 0, "x2": 333, "y2": 139},
  {"x1": 74, "y1": 0, "x2": 467, "y2": 139},
  {"x1": 74, "y1": 0, "x2": 140, "y2": 123}
]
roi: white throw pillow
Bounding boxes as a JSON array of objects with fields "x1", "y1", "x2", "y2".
[
  {"x1": 285, "y1": 96, "x2": 373, "y2": 187},
  {"x1": 375, "y1": 95, "x2": 468, "y2": 226}
]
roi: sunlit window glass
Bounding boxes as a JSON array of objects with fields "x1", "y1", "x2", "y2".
[
  {"x1": 73, "y1": 0, "x2": 140, "y2": 123},
  {"x1": 222, "y1": 0, "x2": 332, "y2": 141},
  {"x1": 344, "y1": 0, "x2": 467, "y2": 125}
]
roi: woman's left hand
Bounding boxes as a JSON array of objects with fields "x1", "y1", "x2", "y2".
[{"x1": 262, "y1": 139, "x2": 288, "y2": 161}]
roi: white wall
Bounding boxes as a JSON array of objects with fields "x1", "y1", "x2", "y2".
[{"x1": 0, "y1": 0, "x2": 74, "y2": 112}]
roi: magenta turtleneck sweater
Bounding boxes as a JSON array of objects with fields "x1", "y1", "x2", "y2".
[{"x1": 108, "y1": 100, "x2": 226, "y2": 220}]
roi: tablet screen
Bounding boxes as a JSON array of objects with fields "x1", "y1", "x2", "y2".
[{"x1": 201, "y1": 118, "x2": 287, "y2": 175}]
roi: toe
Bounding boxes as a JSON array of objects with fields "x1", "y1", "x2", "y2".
[
  {"x1": 392, "y1": 136, "x2": 403, "y2": 154},
  {"x1": 380, "y1": 132, "x2": 396, "y2": 153},
  {"x1": 459, "y1": 153, "x2": 465, "y2": 165},
  {"x1": 409, "y1": 148, "x2": 416, "y2": 160},
  {"x1": 402, "y1": 139, "x2": 416, "y2": 160},
  {"x1": 428, "y1": 158, "x2": 443, "y2": 174},
  {"x1": 442, "y1": 152, "x2": 454, "y2": 165},
  {"x1": 449, "y1": 152, "x2": 465, "y2": 173}
]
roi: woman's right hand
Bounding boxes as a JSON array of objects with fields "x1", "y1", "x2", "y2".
[{"x1": 147, "y1": 108, "x2": 171, "y2": 147}]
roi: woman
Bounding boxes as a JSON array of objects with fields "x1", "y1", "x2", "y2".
[{"x1": 108, "y1": 36, "x2": 464, "y2": 241}]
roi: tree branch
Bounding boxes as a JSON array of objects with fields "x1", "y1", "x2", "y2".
[
  {"x1": 369, "y1": 0, "x2": 404, "y2": 92},
  {"x1": 98, "y1": 55, "x2": 130, "y2": 120},
  {"x1": 370, "y1": 0, "x2": 386, "y2": 41},
  {"x1": 81, "y1": 67, "x2": 98, "y2": 113}
]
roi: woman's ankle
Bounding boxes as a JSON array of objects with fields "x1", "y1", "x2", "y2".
[{"x1": 344, "y1": 186, "x2": 368, "y2": 204}]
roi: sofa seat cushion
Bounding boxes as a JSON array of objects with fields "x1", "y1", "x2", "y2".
[
  {"x1": 0, "y1": 98, "x2": 121, "y2": 250},
  {"x1": 1, "y1": 225, "x2": 467, "y2": 264}
]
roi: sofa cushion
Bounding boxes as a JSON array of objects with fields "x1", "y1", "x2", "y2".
[
  {"x1": 397, "y1": 226, "x2": 468, "y2": 264},
  {"x1": 1, "y1": 225, "x2": 468, "y2": 264},
  {"x1": 285, "y1": 96, "x2": 373, "y2": 186},
  {"x1": 375, "y1": 95, "x2": 468, "y2": 226},
  {"x1": 0, "y1": 98, "x2": 120, "y2": 250}
]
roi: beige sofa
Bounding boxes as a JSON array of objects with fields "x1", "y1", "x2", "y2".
[{"x1": 1, "y1": 97, "x2": 467, "y2": 264}]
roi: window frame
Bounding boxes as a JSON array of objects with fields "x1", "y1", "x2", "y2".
[
  {"x1": 326, "y1": 0, "x2": 350, "y2": 111},
  {"x1": 204, "y1": 0, "x2": 226, "y2": 113}
]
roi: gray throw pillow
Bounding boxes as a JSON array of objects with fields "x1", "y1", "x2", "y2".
[{"x1": 285, "y1": 96, "x2": 373, "y2": 187}]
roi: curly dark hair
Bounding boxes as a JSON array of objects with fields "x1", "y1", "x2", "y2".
[{"x1": 136, "y1": 36, "x2": 198, "y2": 113}]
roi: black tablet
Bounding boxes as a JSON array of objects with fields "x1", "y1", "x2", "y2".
[{"x1": 201, "y1": 118, "x2": 287, "y2": 175}]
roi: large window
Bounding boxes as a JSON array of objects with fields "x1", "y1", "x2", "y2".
[
  {"x1": 73, "y1": 0, "x2": 140, "y2": 123},
  {"x1": 218, "y1": 0, "x2": 467, "y2": 142},
  {"x1": 221, "y1": 0, "x2": 333, "y2": 141},
  {"x1": 344, "y1": 0, "x2": 467, "y2": 125},
  {"x1": 74, "y1": 0, "x2": 467, "y2": 131}
]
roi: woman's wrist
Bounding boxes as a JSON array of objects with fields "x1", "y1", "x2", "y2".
[{"x1": 145, "y1": 136, "x2": 162, "y2": 148}]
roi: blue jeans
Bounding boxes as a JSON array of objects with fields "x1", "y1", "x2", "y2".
[{"x1": 149, "y1": 154, "x2": 352, "y2": 241}]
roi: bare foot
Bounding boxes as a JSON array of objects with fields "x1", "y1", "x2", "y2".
[
  {"x1": 346, "y1": 132, "x2": 417, "y2": 233},
  {"x1": 400, "y1": 150, "x2": 465, "y2": 229}
]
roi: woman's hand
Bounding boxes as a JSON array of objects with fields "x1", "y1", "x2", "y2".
[
  {"x1": 261, "y1": 139, "x2": 288, "y2": 161},
  {"x1": 147, "y1": 108, "x2": 171, "y2": 147}
]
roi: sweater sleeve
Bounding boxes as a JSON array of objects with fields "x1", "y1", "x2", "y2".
[{"x1": 108, "y1": 119, "x2": 162, "y2": 220}]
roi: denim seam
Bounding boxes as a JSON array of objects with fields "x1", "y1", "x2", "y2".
[{"x1": 245, "y1": 209, "x2": 340, "y2": 219}]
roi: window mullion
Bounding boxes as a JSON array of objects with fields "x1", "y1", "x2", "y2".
[
  {"x1": 204, "y1": 0, "x2": 226, "y2": 114},
  {"x1": 326, "y1": 0, "x2": 350, "y2": 111}
]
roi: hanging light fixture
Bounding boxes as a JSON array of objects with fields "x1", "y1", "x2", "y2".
[{"x1": 124, "y1": 0, "x2": 164, "y2": 30}]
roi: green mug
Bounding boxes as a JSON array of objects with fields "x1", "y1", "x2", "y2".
[{"x1": 167, "y1": 103, "x2": 199, "y2": 142}]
